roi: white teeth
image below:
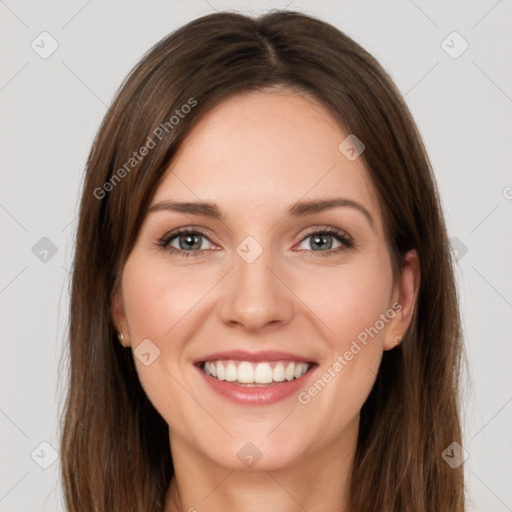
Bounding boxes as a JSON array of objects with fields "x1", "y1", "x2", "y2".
[
  {"x1": 273, "y1": 362, "x2": 286, "y2": 382},
  {"x1": 238, "y1": 362, "x2": 254, "y2": 383},
  {"x1": 216, "y1": 361, "x2": 225, "y2": 380},
  {"x1": 294, "y1": 363, "x2": 305, "y2": 379},
  {"x1": 225, "y1": 363, "x2": 237, "y2": 382},
  {"x1": 202, "y1": 360, "x2": 310, "y2": 384},
  {"x1": 285, "y1": 362, "x2": 295, "y2": 381},
  {"x1": 254, "y1": 362, "x2": 273, "y2": 384}
]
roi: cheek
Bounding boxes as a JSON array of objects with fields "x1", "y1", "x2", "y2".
[
  {"x1": 121, "y1": 256, "x2": 210, "y2": 438},
  {"x1": 301, "y1": 254, "x2": 394, "y2": 347},
  {"x1": 294, "y1": 254, "x2": 393, "y2": 413},
  {"x1": 121, "y1": 255, "x2": 212, "y2": 343}
]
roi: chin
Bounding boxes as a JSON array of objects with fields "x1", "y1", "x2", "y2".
[{"x1": 196, "y1": 433, "x2": 311, "y2": 472}]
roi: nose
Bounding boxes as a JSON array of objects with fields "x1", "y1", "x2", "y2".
[{"x1": 218, "y1": 244, "x2": 294, "y2": 332}]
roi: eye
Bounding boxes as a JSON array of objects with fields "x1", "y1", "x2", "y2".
[
  {"x1": 157, "y1": 226, "x2": 354, "y2": 258},
  {"x1": 296, "y1": 228, "x2": 353, "y2": 255},
  {"x1": 158, "y1": 228, "x2": 215, "y2": 257}
]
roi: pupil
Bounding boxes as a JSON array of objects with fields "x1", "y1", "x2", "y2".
[
  {"x1": 312, "y1": 234, "x2": 332, "y2": 250},
  {"x1": 180, "y1": 234, "x2": 201, "y2": 250}
]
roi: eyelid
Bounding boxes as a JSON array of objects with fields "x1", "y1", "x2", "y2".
[
  {"x1": 158, "y1": 226, "x2": 217, "y2": 250},
  {"x1": 157, "y1": 225, "x2": 354, "y2": 256},
  {"x1": 294, "y1": 225, "x2": 353, "y2": 244},
  {"x1": 292, "y1": 227, "x2": 354, "y2": 256}
]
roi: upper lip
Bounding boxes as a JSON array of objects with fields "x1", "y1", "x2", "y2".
[{"x1": 193, "y1": 350, "x2": 315, "y2": 364}]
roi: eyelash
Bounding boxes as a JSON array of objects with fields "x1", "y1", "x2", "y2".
[{"x1": 156, "y1": 226, "x2": 354, "y2": 258}]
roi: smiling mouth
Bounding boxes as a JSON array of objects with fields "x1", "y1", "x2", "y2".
[{"x1": 197, "y1": 359, "x2": 316, "y2": 387}]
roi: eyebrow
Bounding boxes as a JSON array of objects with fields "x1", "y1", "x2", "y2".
[{"x1": 148, "y1": 197, "x2": 374, "y2": 230}]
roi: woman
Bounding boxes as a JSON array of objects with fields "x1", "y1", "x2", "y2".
[{"x1": 59, "y1": 10, "x2": 466, "y2": 512}]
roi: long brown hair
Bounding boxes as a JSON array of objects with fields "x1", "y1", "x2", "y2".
[{"x1": 59, "y1": 10, "x2": 465, "y2": 511}]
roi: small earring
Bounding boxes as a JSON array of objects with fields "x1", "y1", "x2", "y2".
[
  {"x1": 118, "y1": 331, "x2": 124, "y2": 341},
  {"x1": 393, "y1": 331, "x2": 402, "y2": 346}
]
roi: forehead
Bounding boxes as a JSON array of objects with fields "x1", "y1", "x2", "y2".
[{"x1": 152, "y1": 89, "x2": 383, "y2": 232}]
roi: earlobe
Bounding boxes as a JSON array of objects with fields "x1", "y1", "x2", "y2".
[
  {"x1": 111, "y1": 288, "x2": 130, "y2": 347},
  {"x1": 117, "y1": 331, "x2": 128, "y2": 347},
  {"x1": 384, "y1": 249, "x2": 421, "y2": 351}
]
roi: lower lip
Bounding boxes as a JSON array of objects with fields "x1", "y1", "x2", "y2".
[{"x1": 195, "y1": 364, "x2": 317, "y2": 405}]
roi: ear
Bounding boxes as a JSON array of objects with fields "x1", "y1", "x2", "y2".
[
  {"x1": 383, "y1": 249, "x2": 421, "y2": 351},
  {"x1": 111, "y1": 286, "x2": 130, "y2": 347}
]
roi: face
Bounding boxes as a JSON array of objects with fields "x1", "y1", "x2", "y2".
[{"x1": 113, "y1": 88, "x2": 419, "y2": 471}]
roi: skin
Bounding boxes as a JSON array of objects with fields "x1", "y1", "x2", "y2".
[{"x1": 112, "y1": 87, "x2": 420, "y2": 512}]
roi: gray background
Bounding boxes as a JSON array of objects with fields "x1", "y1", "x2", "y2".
[{"x1": 1, "y1": 0, "x2": 511, "y2": 510}]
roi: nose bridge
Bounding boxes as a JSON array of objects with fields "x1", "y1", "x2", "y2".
[{"x1": 218, "y1": 236, "x2": 293, "y2": 330}]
